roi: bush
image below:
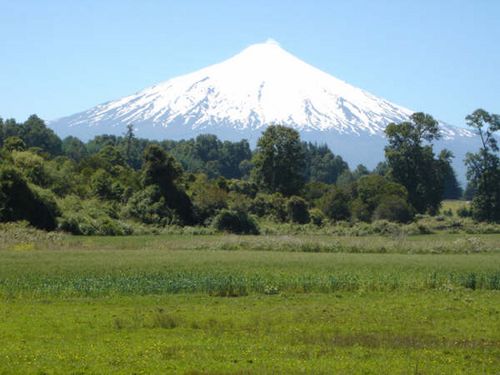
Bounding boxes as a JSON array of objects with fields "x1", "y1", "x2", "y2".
[
  {"x1": 189, "y1": 175, "x2": 228, "y2": 223},
  {"x1": 0, "y1": 165, "x2": 59, "y2": 230},
  {"x1": 248, "y1": 193, "x2": 287, "y2": 222},
  {"x1": 457, "y1": 205, "x2": 472, "y2": 218},
  {"x1": 309, "y1": 208, "x2": 326, "y2": 226},
  {"x1": 12, "y1": 150, "x2": 50, "y2": 187},
  {"x1": 227, "y1": 191, "x2": 252, "y2": 213},
  {"x1": 351, "y1": 199, "x2": 371, "y2": 222},
  {"x1": 213, "y1": 209, "x2": 259, "y2": 234},
  {"x1": 318, "y1": 187, "x2": 351, "y2": 221},
  {"x1": 125, "y1": 186, "x2": 178, "y2": 225},
  {"x1": 91, "y1": 169, "x2": 123, "y2": 201},
  {"x1": 372, "y1": 196, "x2": 413, "y2": 223},
  {"x1": 58, "y1": 212, "x2": 132, "y2": 236},
  {"x1": 58, "y1": 196, "x2": 132, "y2": 235},
  {"x1": 371, "y1": 220, "x2": 404, "y2": 236},
  {"x1": 286, "y1": 196, "x2": 310, "y2": 224}
]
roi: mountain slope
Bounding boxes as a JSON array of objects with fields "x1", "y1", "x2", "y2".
[{"x1": 50, "y1": 40, "x2": 477, "y2": 178}]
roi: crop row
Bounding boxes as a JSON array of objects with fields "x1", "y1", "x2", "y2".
[{"x1": 1, "y1": 270, "x2": 499, "y2": 298}]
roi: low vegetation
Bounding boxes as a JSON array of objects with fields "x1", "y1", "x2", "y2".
[{"x1": 0, "y1": 232, "x2": 499, "y2": 373}]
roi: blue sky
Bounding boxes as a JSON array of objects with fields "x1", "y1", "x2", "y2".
[{"x1": 0, "y1": 0, "x2": 499, "y2": 128}]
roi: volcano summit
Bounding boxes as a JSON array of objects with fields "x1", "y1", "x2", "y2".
[{"x1": 50, "y1": 40, "x2": 475, "y2": 173}]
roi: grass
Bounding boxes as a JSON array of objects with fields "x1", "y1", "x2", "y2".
[
  {"x1": 0, "y1": 232, "x2": 499, "y2": 373},
  {"x1": 1, "y1": 243, "x2": 500, "y2": 297},
  {"x1": 43, "y1": 231, "x2": 500, "y2": 254},
  {"x1": 0, "y1": 293, "x2": 499, "y2": 374},
  {"x1": 441, "y1": 199, "x2": 470, "y2": 215}
]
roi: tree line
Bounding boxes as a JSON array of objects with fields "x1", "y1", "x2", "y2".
[{"x1": 0, "y1": 109, "x2": 498, "y2": 234}]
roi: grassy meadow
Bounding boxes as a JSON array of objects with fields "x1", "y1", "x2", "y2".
[{"x1": 0, "y1": 230, "x2": 499, "y2": 373}]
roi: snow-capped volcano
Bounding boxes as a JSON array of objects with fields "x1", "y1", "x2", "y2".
[{"x1": 50, "y1": 39, "x2": 476, "y2": 178}]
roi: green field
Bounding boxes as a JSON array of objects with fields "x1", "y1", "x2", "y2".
[{"x1": 0, "y1": 233, "x2": 499, "y2": 374}]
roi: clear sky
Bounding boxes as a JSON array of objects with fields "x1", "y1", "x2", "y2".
[{"x1": 1, "y1": 0, "x2": 499, "y2": 128}]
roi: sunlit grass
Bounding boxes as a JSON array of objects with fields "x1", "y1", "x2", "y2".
[{"x1": 0, "y1": 233, "x2": 499, "y2": 373}]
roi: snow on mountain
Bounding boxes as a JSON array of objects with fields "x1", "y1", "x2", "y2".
[{"x1": 49, "y1": 39, "x2": 477, "y2": 179}]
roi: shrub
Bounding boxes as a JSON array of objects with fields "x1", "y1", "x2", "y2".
[
  {"x1": 4, "y1": 136, "x2": 26, "y2": 152},
  {"x1": 0, "y1": 165, "x2": 59, "y2": 230},
  {"x1": 318, "y1": 187, "x2": 351, "y2": 221},
  {"x1": 91, "y1": 169, "x2": 122, "y2": 201},
  {"x1": 227, "y1": 179, "x2": 258, "y2": 198},
  {"x1": 309, "y1": 208, "x2": 326, "y2": 226},
  {"x1": 286, "y1": 196, "x2": 310, "y2": 224},
  {"x1": 442, "y1": 208, "x2": 453, "y2": 217},
  {"x1": 58, "y1": 196, "x2": 132, "y2": 235},
  {"x1": 457, "y1": 205, "x2": 472, "y2": 218},
  {"x1": 371, "y1": 220, "x2": 403, "y2": 236},
  {"x1": 125, "y1": 186, "x2": 178, "y2": 225},
  {"x1": 189, "y1": 175, "x2": 228, "y2": 223},
  {"x1": 213, "y1": 209, "x2": 259, "y2": 234},
  {"x1": 248, "y1": 193, "x2": 287, "y2": 222},
  {"x1": 372, "y1": 196, "x2": 413, "y2": 223},
  {"x1": 351, "y1": 199, "x2": 371, "y2": 222},
  {"x1": 12, "y1": 150, "x2": 50, "y2": 187},
  {"x1": 227, "y1": 192, "x2": 252, "y2": 213}
]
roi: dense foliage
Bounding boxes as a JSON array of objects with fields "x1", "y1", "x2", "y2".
[
  {"x1": 0, "y1": 108, "x2": 497, "y2": 234},
  {"x1": 464, "y1": 109, "x2": 500, "y2": 222},
  {"x1": 251, "y1": 125, "x2": 306, "y2": 196},
  {"x1": 384, "y1": 113, "x2": 447, "y2": 214}
]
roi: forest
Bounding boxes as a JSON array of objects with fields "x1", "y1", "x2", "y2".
[{"x1": 0, "y1": 109, "x2": 499, "y2": 235}]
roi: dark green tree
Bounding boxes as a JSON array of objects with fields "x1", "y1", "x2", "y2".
[
  {"x1": 86, "y1": 135, "x2": 119, "y2": 155},
  {"x1": 302, "y1": 142, "x2": 348, "y2": 184},
  {"x1": 437, "y1": 150, "x2": 463, "y2": 199},
  {"x1": 62, "y1": 136, "x2": 88, "y2": 162},
  {"x1": 463, "y1": 182, "x2": 476, "y2": 201},
  {"x1": 286, "y1": 196, "x2": 310, "y2": 224},
  {"x1": 464, "y1": 109, "x2": 500, "y2": 222},
  {"x1": 350, "y1": 174, "x2": 411, "y2": 222},
  {"x1": 220, "y1": 139, "x2": 252, "y2": 178},
  {"x1": 252, "y1": 125, "x2": 305, "y2": 196},
  {"x1": 0, "y1": 118, "x2": 4, "y2": 147},
  {"x1": 318, "y1": 186, "x2": 351, "y2": 221},
  {"x1": 212, "y1": 209, "x2": 259, "y2": 234},
  {"x1": 20, "y1": 115, "x2": 62, "y2": 155},
  {"x1": 124, "y1": 124, "x2": 135, "y2": 165},
  {"x1": 125, "y1": 185, "x2": 174, "y2": 225},
  {"x1": 384, "y1": 112, "x2": 444, "y2": 214},
  {"x1": 142, "y1": 145, "x2": 194, "y2": 224},
  {"x1": 160, "y1": 135, "x2": 252, "y2": 179},
  {"x1": 352, "y1": 164, "x2": 370, "y2": 180},
  {"x1": 0, "y1": 165, "x2": 59, "y2": 230},
  {"x1": 1, "y1": 118, "x2": 20, "y2": 140},
  {"x1": 90, "y1": 169, "x2": 124, "y2": 201},
  {"x1": 373, "y1": 161, "x2": 389, "y2": 176}
]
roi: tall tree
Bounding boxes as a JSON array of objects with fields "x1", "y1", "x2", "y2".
[
  {"x1": 0, "y1": 118, "x2": 4, "y2": 147},
  {"x1": 142, "y1": 145, "x2": 194, "y2": 224},
  {"x1": 384, "y1": 112, "x2": 444, "y2": 214},
  {"x1": 302, "y1": 142, "x2": 348, "y2": 184},
  {"x1": 252, "y1": 125, "x2": 305, "y2": 196},
  {"x1": 464, "y1": 109, "x2": 500, "y2": 222},
  {"x1": 438, "y1": 150, "x2": 463, "y2": 200},
  {"x1": 62, "y1": 136, "x2": 88, "y2": 162},
  {"x1": 20, "y1": 115, "x2": 62, "y2": 155},
  {"x1": 124, "y1": 124, "x2": 135, "y2": 164}
]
